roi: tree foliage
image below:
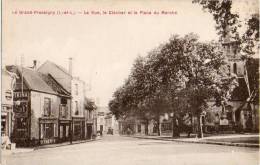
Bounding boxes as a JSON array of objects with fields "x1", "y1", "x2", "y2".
[{"x1": 109, "y1": 33, "x2": 238, "y2": 136}]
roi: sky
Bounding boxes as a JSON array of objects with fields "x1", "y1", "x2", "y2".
[{"x1": 2, "y1": 0, "x2": 258, "y2": 106}]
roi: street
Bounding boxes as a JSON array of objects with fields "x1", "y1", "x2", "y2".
[{"x1": 3, "y1": 135, "x2": 259, "y2": 165}]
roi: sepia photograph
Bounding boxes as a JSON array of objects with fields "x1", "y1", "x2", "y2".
[{"x1": 1, "y1": 0, "x2": 259, "y2": 165}]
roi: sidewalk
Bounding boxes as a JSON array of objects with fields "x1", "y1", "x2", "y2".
[
  {"x1": 1, "y1": 138, "x2": 100, "y2": 155},
  {"x1": 128, "y1": 133, "x2": 260, "y2": 148}
]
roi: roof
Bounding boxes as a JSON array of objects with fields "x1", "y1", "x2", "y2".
[
  {"x1": 38, "y1": 60, "x2": 72, "y2": 78},
  {"x1": 6, "y1": 65, "x2": 70, "y2": 97},
  {"x1": 37, "y1": 61, "x2": 72, "y2": 92},
  {"x1": 231, "y1": 77, "x2": 249, "y2": 101},
  {"x1": 16, "y1": 66, "x2": 57, "y2": 94},
  {"x1": 40, "y1": 74, "x2": 71, "y2": 97}
]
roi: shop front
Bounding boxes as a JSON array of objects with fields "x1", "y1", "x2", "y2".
[
  {"x1": 39, "y1": 118, "x2": 58, "y2": 145},
  {"x1": 58, "y1": 120, "x2": 71, "y2": 142},
  {"x1": 12, "y1": 92, "x2": 30, "y2": 147},
  {"x1": 72, "y1": 117, "x2": 85, "y2": 140}
]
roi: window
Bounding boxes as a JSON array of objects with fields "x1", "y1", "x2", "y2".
[
  {"x1": 75, "y1": 84, "x2": 78, "y2": 95},
  {"x1": 44, "y1": 98, "x2": 51, "y2": 117},
  {"x1": 60, "y1": 105, "x2": 68, "y2": 118},
  {"x1": 233, "y1": 63, "x2": 237, "y2": 74},
  {"x1": 75, "y1": 101, "x2": 79, "y2": 115},
  {"x1": 42, "y1": 123, "x2": 54, "y2": 138}
]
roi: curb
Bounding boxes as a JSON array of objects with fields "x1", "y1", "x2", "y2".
[
  {"x1": 129, "y1": 136, "x2": 260, "y2": 148},
  {"x1": 35, "y1": 138, "x2": 100, "y2": 150}
]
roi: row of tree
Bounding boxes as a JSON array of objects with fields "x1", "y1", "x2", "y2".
[
  {"x1": 109, "y1": 0, "x2": 259, "y2": 137},
  {"x1": 109, "y1": 33, "x2": 238, "y2": 137}
]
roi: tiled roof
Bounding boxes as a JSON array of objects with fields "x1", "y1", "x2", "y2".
[
  {"x1": 37, "y1": 61, "x2": 72, "y2": 92},
  {"x1": 6, "y1": 65, "x2": 69, "y2": 96},
  {"x1": 16, "y1": 67, "x2": 57, "y2": 94},
  {"x1": 39, "y1": 60, "x2": 72, "y2": 78},
  {"x1": 40, "y1": 73, "x2": 70, "y2": 97}
]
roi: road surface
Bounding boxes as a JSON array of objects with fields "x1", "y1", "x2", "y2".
[{"x1": 3, "y1": 135, "x2": 259, "y2": 165}]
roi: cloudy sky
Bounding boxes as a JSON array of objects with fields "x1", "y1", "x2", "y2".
[{"x1": 3, "y1": 0, "x2": 257, "y2": 106}]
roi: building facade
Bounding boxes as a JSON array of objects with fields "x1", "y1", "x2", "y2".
[
  {"x1": 7, "y1": 65, "x2": 71, "y2": 146},
  {"x1": 37, "y1": 59, "x2": 95, "y2": 140},
  {"x1": 1, "y1": 69, "x2": 17, "y2": 140}
]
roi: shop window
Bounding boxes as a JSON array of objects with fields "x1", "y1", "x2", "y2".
[
  {"x1": 42, "y1": 123, "x2": 54, "y2": 139},
  {"x1": 44, "y1": 98, "x2": 51, "y2": 117},
  {"x1": 74, "y1": 122, "x2": 82, "y2": 137}
]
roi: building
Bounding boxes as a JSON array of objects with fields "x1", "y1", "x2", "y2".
[
  {"x1": 84, "y1": 97, "x2": 97, "y2": 139},
  {"x1": 203, "y1": 36, "x2": 259, "y2": 133},
  {"x1": 96, "y1": 107, "x2": 106, "y2": 135},
  {"x1": 37, "y1": 59, "x2": 90, "y2": 140},
  {"x1": 6, "y1": 65, "x2": 72, "y2": 146},
  {"x1": 104, "y1": 112, "x2": 119, "y2": 134},
  {"x1": 1, "y1": 69, "x2": 17, "y2": 140},
  {"x1": 96, "y1": 106, "x2": 118, "y2": 135}
]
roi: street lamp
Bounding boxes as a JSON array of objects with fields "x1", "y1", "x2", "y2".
[{"x1": 200, "y1": 110, "x2": 206, "y2": 138}]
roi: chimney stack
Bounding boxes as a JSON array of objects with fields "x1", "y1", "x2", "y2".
[
  {"x1": 69, "y1": 57, "x2": 73, "y2": 76},
  {"x1": 33, "y1": 60, "x2": 37, "y2": 70}
]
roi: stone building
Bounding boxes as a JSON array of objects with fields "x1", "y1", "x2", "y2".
[
  {"x1": 6, "y1": 65, "x2": 71, "y2": 146},
  {"x1": 38, "y1": 59, "x2": 91, "y2": 140}
]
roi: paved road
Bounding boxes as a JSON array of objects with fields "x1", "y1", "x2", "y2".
[{"x1": 3, "y1": 135, "x2": 259, "y2": 165}]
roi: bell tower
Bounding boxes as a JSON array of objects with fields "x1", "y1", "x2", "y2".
[{"x1": 222, "y1": 35, "x2": 244, "y2": 78}]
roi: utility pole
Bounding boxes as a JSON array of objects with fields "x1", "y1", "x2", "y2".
[{"x1": 21, "y1": 54, "x2": 24, "y2": 95}]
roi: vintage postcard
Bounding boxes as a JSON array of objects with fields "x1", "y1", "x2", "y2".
[{"x1": 1, "y1": 0, "x2": 259, "y2": 165}]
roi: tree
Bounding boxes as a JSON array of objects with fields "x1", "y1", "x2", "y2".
[
  {"x1": 192, "y1": 0, "x2": 240, "y2": 41},
  {"x1": 109, "y1": 33, "x2": 238, "y2": 138},
  {"x1": 177, "y1": 37, "x2": 237, "y2": 137}
]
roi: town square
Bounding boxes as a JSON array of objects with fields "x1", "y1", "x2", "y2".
[{"x1": 1, "y1": 0, "x2": 259, "y2": 165}]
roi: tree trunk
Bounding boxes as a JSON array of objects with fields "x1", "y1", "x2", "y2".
[
  {"x1": 145, "y1": 119, "x2": 149, "y2": 135},
  {"x1": 197, "y1": 114, "x2": 203, "y2": 138},
  {"x1": 157, "y1": 119, "x2": 161, "y2": 136}
]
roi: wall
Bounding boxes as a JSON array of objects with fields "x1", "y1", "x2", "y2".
[
  {"x1": 30, "y1": 91, "x2": 60, "y2": 139},
  {"x1": 2, "y1": 71, "x2": 14, "y2": 106},
  {"x1": 71, "y1": 78, "x2": 85, "y2": 117}
]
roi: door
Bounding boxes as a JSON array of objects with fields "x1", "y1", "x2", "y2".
[
  {"x1": 100, "y1": 125, "x2": 103, "y2": 135},
  {"x1": 87, "y1": 125, "x2": 92, "y2": 139}
]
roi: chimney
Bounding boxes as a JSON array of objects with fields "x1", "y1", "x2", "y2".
[
  {"x1": 69, "y1": 57, "x2": 73, "y2": 76},
  {"x1": 33, "y1": 60, "x2": 37, "y2": 70}
]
